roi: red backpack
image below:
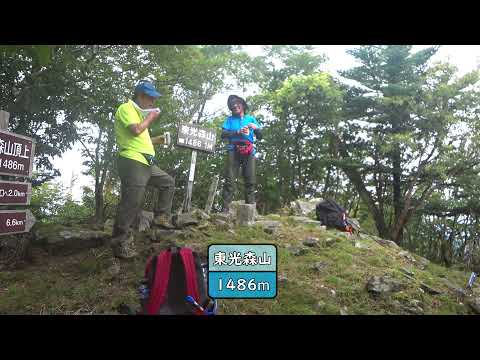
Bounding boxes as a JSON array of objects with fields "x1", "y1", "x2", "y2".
[{"x1": 139, "y1": 247, "x2": 217, "y2": 315}]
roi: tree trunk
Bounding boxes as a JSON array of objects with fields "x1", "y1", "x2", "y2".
[
  {"x1": 392, "y1": 143, "x2": 403, "y2": 244},
  {"x1": 95, "y1": 185, "x2": 104, "y2": 225},
  {"x1": 332, "y1": 134, "x2": 389, "y2": 238}
]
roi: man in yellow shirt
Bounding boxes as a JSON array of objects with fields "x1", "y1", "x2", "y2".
[{"x1": 111, "y1": 80, "x2": 175, "y2": 259}]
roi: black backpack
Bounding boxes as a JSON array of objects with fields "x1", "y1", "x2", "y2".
[
  {"x1": 316, "y1": 199, "x2": 356, "y2": 232},
  {"x1": 139, "y1": 247, "x2": 217, "y2": 315}
]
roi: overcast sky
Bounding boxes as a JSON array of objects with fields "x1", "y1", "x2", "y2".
[{"x1": 52, "y1": 45, "x2": 480, "y2": 201}]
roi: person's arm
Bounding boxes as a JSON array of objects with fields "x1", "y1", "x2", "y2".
[
  {"x1": 254, "y1": 127, "x2": 263, "y2": 140},
  {"x1": 247, "y1": 122, "x2": 263, "y2": 140},
  {"x1": 128, "y1": 110, "x2": 160, "y2": 136},
  {"x1": 151, "y1": 135, "x2": 165, "y2": 145},
  {"x1": 221, "y1": 128, "x2": 240, "y2": 140}
]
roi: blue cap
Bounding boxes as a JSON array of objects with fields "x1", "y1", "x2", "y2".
[{"x1": 135, "y1": 81, "x2": 161, "y2": 98}]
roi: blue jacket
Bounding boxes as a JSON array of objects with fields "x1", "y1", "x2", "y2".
[{"x1": 222, "y1": 114, "x2": 261, "y2": 155}]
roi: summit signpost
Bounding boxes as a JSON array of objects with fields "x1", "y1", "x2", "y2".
[
  {"x1": 176, "y1": 123, "x2": 217, "y2": 213},
  {"x1": 0, "y1": 110, "x2": 36, "y2": 236}
]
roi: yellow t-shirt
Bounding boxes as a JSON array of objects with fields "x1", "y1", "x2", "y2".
[{"x1": 114, "y1": 99, "x2": 155, "y2": 165}]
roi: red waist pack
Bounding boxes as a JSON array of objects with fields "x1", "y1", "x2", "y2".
[{"x1": 233, "y1": 141, "x2": 254, "y2": 156}]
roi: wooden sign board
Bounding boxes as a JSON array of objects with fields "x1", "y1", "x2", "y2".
[
  {"x1": 0, "y1": 210, "x2": 36, "y2": 235},
  {"x1": 0, "y1": 180, "x2": 32, "y2": 205},
  {"x1": 0, "y1": 129, "x2": 36, "y2": 178},
  {"x1": 176, "y1": 123, "x2": 216, "y2": 154}
]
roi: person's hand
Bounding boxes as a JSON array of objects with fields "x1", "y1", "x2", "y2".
[
  {"x1": 240, "y1": 126, "x2": 250, "y2": 135},
  {"x1": 247, "y1": 123, "x2": 257, "y2": 130},
  {"x1": 146, "y1": 109, "x2": 160, "y2": 122}
]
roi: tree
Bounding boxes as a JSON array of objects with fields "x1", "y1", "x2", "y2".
[
  {"x1": 0, "y1": 45, "x2": 106, "y2": 183},
  {"x1": 333, "y1": 45, "x2": 480, "y2": 244}
]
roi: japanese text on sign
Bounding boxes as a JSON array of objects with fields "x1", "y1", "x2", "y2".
[
  {"x1": 0, "y1": 130, "x2": 35, "y2": 177},
  {"x1": 208, "y1": 244, "x2": 277, "y2": 299},
  {"x1": 177, "y1": 123, "x2": 216, "y2": 153}
]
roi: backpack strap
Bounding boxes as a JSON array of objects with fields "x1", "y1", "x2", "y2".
[
  {"x1": 145, "y1": 249, "x2": 173, "y2": 315},
  {"x1": 179, "y1": 248, "x2": 203, "y2": 315}
]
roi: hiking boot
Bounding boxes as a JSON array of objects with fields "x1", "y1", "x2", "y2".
[
  {"x1": 153, "y1": 214, "x2": 175, "y2": 229},
  {"x1": 111, "y1": 234, "x2": 138, "y2": 260}
]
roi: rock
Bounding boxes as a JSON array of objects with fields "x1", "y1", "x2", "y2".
[
  {"x1": 197, "y1": 222, "x2": 210, "y2": 230},
  {"x1": 314, "y1": 301, "x2": 326, "y2": 311},
  {"x1": 416, "y1": 257, "x2": 429, "y2": 270},
  {"x1": 311, "y1": 261, "x2": 328, "y2": 272},
  {"x1": 104, "y1": 219, "x2": 115, "y2": 228},
  {"x1": 289, "y1": 198, "x2": 322, "y2": 216},
  {"x1": 467, "y1": 297, "x2": 480, "y2": 314},
  {"x1": 420, "y1": 283, "x2": 442, "y2": 295},
  {"x1": 453, "y1": 287, "x2": 468, "y2": 299},
  {"x1": 290, "y1": 216, "x2": 324, "y2": 227},
  {"x1": 149, "y1": 229, "x2": 181, "y2": 243},
  {"x1": 35, "y1": 226, "x2": 109, "y2": 256},
  {"x1": 399, "y1": 250, "x2": 417, "y2": 263},
  {"x1": 213, "y1": 219, "x2": 231, "y2": 230},
  {"x1": 0, "y1": 233, "x2": 32, "y2": 267},
  {"x1": 400, "y1": 268, "x2": 415, "y2": 278},
  {"x1": 230, "y1": 200, "x2": 259, "y2": 219},
  {"x1": 325, "y1": 238, "x2": 336, "y2": 247},
  {"x1": 191, "y1": 209, "x2": 210, "y2": 221},
  {"x1": 172, "y1": 213, "x2": 199, "y2": 228},
  {"x1": 134, "y1": 211, "x2": 154, "y2": 232},
  {"x1": 235, "y1": 204, "x2": 257, "y2": 226},
  {"x1": 366, "y1": 276, "x2": 406, "y2": 296},
  {"x1": 211, "y1": 213, "x2": 231, "y2": 222},
  {"x1": 255, "y1": 220, "x2": 281, "y2": 234},
  {"x1": 354, "y1": 241, "x2": 369, "y2": 249},
  {"x1": 392, "y1": 300, "x2": 424, "y2": 315},
  {"x1": 287, "y1": 245, "x2": 308, "y2": 256},
  {"x1": 374, "y1": 238, "x2": 400, "y2": 249},
  {"x1": 107, "y1": 261, "x2": 121, "y2": 277},
  {"x1": 303, "y1": 237, "x2": 319, "y2": 247}
]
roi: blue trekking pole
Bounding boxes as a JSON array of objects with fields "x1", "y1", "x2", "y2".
[
  {"x1": 467, "y1": 272, "x2": 477, "y2": 290},
  {"x1": 185, "y1": 295, "x2": 217, "y2": 315}
]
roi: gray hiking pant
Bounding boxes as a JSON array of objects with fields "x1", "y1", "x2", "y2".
[
  {"x1": 112, "y1": 156, "x2": 175, "y2": 243},
  {"x1": 222, "y1": 151, "x2": 256, "y2": 209}
]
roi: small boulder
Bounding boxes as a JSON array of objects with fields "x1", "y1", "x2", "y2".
[
  {"x1": 213, "y1": 219, "x2": 231, "y2": 230},
  {"x1": 172, "y1": 213, "x2": 199, "y2": 228},
  {"x1": 289, "y1": 198, "x2": 322, "y2": 216},
  {"x1": 35, "y1": 226, "x2": 109, "y2": 256},
  {"x1": 290, "y1": 216, "x2": 324, "y2": 226},
  {"x1": 366, "y1": 276, "x2": 406, "y2": 296},
  {"x1": 420, "y1": 283, "x2": 442, "y2": 295},
  {"x1": 374, "y1": 238, "x2": 401, "y2": 249},
  {"x1": 235, "y1": 204, "x2": 257, "y2": 226},
  {"x1": 192, "y1": 209, "x2": 210, "y2": 221},
  {"x1": 303, "y1": 237, "x2": 320, "y2": 247},
  {"x1": 287, "y1": 245, "x2": 308, "y2": 256},
  {"x1": 107, "y1": 261, "x2": 121, "y2": 278},
  {"x1": 255, "y1": 220, "x2": 281, "y2": 234},
  {"x1": 104, "y1": 219, "x2": 115, "y2": 228},
  {"x1": 149, "y1": 229, "x2": 181, "y2": 243},
  {"x1": 467, "y1": 297, "x2": 480, "y2": 314},
  {"x1": 325, "y1": 238, "x2": 336, "y2": 247},
  {"x1": 311, "y1": 261, "x2": 328, "y2": 272},
  {"x1": 134, "y1": 211, "x2": 154, "y2": 232}
]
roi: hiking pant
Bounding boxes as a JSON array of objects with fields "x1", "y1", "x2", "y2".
[
  {"x1": 112, "y1": 156, "x2": 175, "y2": 242},
  {"x1": 222, "y1": 151, "x2": 256, "y2": 209}
]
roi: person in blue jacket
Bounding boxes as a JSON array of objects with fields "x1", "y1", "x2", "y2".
[{"x1": 221, "y1": 95, "x2": 263, "y2": 213}]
